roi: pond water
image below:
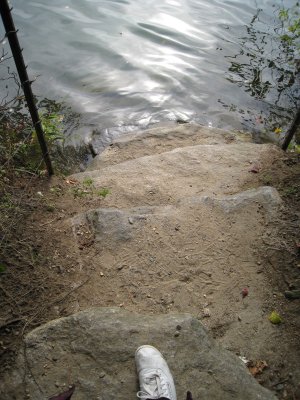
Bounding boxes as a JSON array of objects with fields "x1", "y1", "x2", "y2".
[{"x1": 1, "y1": 0, "x2": 299, "y2": 144}]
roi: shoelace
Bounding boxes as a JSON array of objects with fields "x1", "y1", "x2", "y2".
[{"x1": 137, "y1": 371, "x2": 171, "y2": 400}]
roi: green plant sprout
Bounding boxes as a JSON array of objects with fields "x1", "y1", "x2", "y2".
[
  {"x1": 70, "y1": 177, "x2": 110, "y2": 199},
  {"x1": 279, "y1": 4, "x2": 300, "y2": 50},
  {"x1": 97, "y1": 188, "x2": 110, "y2": 198}
]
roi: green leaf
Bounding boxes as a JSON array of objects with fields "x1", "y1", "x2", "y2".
[
  {"x1": 83, "y1": 177, "x2": 94, "y2": 187},
  {"x1": 97, "y1": 188, "x2": 110, "y2": 198},
  {"x1": 0, "y1": 263, "x2": 7, "y2": 273},
  {"x1": 269, "y1": 311, "x2": 282, "y2": 324},
  {"x1": 279, "y1": 9, "x2": 288, "y2": 20}
]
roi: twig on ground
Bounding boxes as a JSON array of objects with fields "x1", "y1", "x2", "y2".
[
  {"x1": 271, "y1": 378, "x2": 289, "y2": 387},
  {"x1": 21, "y1": 277, "x2": 90, "y2": 336},
  {"x1": 0, "y1": 318, "x2": 22, "y2": 331}
]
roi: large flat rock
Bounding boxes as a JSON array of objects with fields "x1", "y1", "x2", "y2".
[
  {"x1": 88, "y1": 124, "x2": 252, "y2": 170},
  {"x1": 1, "y1": 308, "x2": 276, "y2": 400},
  {"x1": 71, "y1": 142, "x2": 283, "y2": 209}
]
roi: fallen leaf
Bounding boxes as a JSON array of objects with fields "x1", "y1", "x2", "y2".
[
  {"x1": 248, "y1": 360, "x2": 268, "y2": 376},
  {"x1": 48, "y1": 385, "x2": 75, "y2": 400},
  {"x1": 249, "y1": 164, "x2": 260, "y2": 173},
  {"x1": 274, "y1": 127, "x2": 282, "y2": 135},
  {"x1": 0, "y1": 263, "x2": 6, "y2": 273},
  {"x1": 269, "y1": 311, "x2": 282, "y2": 324},
  {"x1": 65, "y1": 179, "x2": 78, "y2": 185}
]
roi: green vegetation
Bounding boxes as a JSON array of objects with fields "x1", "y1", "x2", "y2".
[
  {"x1": 224, "y1": 2, "x2": 300, "y2": 142},
  {"x1": 39, "y1": 111, "x2": 64, "y2": 143},
  {"x1": 0, "y1": 263, "x2": 6, "y2": 273},
  {"x1": 70, "y1": 177, "x2": 110, "y2": 199},
  {"x1": 260, "y1": 174, "x2": 273, "y2": 186},
  {"x1": 279, "y1": 4, "x2": 300, "y2": 48},
  {"x1": 83, "y1": 177, "x2": 94, "y2": 187},
  {"x1": 97, "y1": 188, "x2": 110, "y2": 198},
  {"x1": 0, "y1": 87, "x2": 86, "y2": 179},
  {"x1": 0, "y1": 103, "x2": 64, "y2": 175},
  {"x1": 281, "y1": 186, "x2": 299, "y2": 197}
]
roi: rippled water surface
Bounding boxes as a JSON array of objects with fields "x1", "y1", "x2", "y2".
[{"x1": 1, "y1": 0, "x2": 299, "y2": 142}]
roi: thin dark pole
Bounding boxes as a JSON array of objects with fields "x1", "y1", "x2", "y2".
[
  {"x1": 281, "y1": 108, "x2": 300, "y2": 151},
  {"x1": 0, "y1": 0, "x2": 53, "y2": 175}
]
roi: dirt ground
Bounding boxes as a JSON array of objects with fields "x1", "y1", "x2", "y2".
[{"x1": 0, "y1": 133, "x2": 299, "y2": 399}]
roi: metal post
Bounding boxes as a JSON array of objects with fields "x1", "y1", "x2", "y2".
[
  {"x1": 281, "y1": 108, "x2": 300, "y2": 151},
  {"x1": 0, "y1": 0, "x2": 53, "y2": 175}
]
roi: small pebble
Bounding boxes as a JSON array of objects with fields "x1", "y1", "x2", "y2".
[
  {"x1": 174, "y1": 331, "x2": 180, "y2": 337},
  {"x1": 128, "y1": 217, "x2": 134, "y2": 224},
  {"x1": 275, "y1": 384, "x2": 284, "y2": 391},
  {"x1": 203, "y1": 308, "x2": 211, "y2": 317}
]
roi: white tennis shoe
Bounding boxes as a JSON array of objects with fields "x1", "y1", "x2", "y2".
[{"x1": 135, "y1": 345, "x2": 177, "y2": 400}]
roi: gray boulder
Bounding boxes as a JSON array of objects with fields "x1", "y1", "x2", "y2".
[{"x1": 1, "y1": 308, "x2": 276, "y2": 400}]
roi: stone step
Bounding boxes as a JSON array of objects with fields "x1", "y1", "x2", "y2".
[
  {"x1": 69, "y1": 187, "x2": 281, "y2": 359},
  {"x1": 87, "y1": 123, "x2": 252, "y2": 171},
  {"x1": 71, "y1": 141, "x2": 282, "y2": 209},
  {"x1": 2, "y1": 308, "x2": 276, "y2": 400}
]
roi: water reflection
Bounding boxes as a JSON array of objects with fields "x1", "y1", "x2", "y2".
[
  {"x1": 0, "y1": 0, "x2": 299, "y2": 144},
  {"x1": 222, "y1": 5, "x2": 299, "y2": 142}
]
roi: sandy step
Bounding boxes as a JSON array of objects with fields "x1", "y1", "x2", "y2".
[
  {"x1": 68, "y1": 187, "x2": 281, "y2": 364},
  {"x1": 71, "y1": 141, "x2": 283, "y2": 209},
  {"x1": 87, "y1": 123, "x2": 252, "y2": 171}
]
